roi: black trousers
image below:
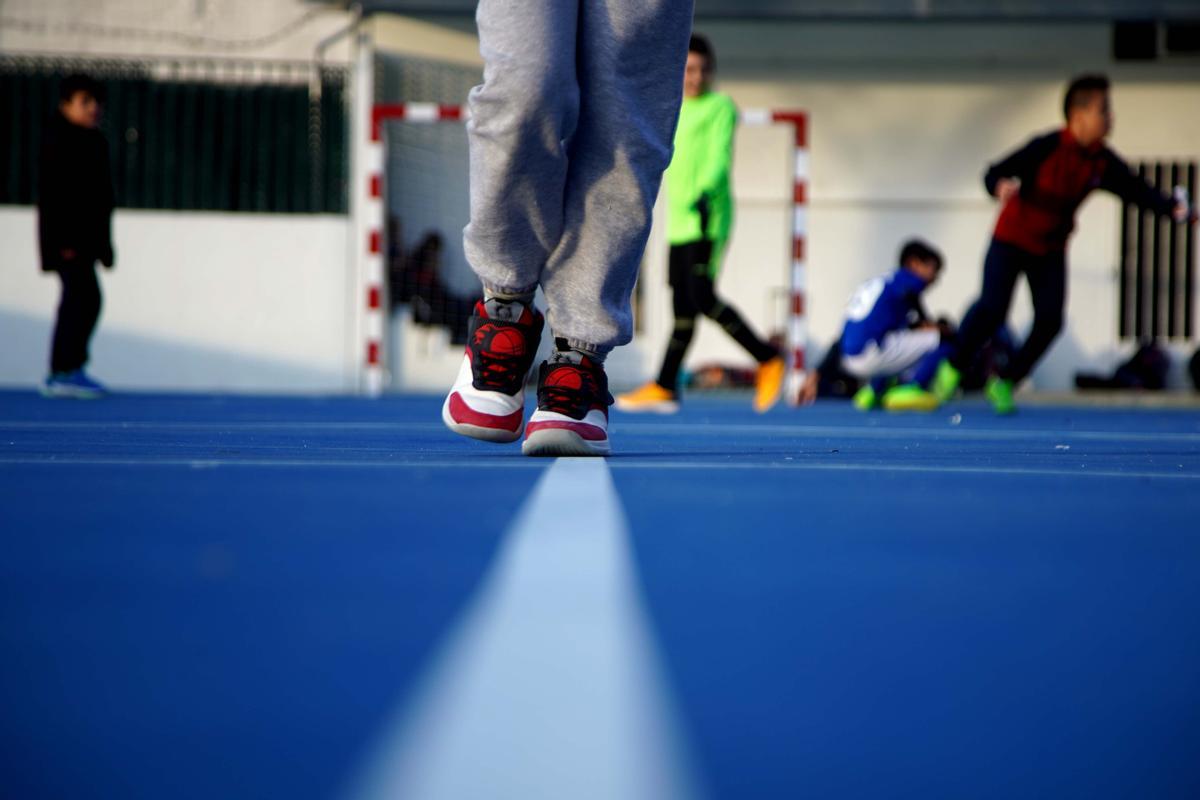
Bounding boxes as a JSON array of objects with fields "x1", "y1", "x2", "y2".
[
  {"x1": 656, "y1": 240, "x2": 777, "y2": 391},
  {"x1": 50, "y1": 262, "x2": 102, "y2": 374},
  {"x1": 951, "y1": 239, "x2": 1065, "y2": 384}
]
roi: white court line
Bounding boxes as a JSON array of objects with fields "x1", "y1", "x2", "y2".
[
  {"x1": 618, "y1": 422, "x2": 1200, "y2": 444},
  {"x1": 610, "y1": 460, "x2": 1200, "y2": 481},
  {"x1": 0, "y1": 456, "x2": 540, "y2": 470},
  {"x1": 341, "y1": 458, "x2": 703, "y2": 800},
  {"x1": 1, "y1": 455, "x2": 1197, "y2": 481},
  {"x1": 0, "y1": 421, "x2": 447, "y2": 431},
  {"x1": 4, "y1": 420, "x2": 1198, "y2": 443}
]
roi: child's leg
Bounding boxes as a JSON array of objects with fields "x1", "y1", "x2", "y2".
[
  {"x1": 464, "y1": 0, "x2": 580, "y2": 300},
  {"x1": 693, "y1": 240, "x2": 779, "y2": 365},
  {"x1": 656, "y1": 243, "x2": 702, "y2": 392},
  {"x1": 522, "y1": 0, "x2": 692, "y2": 455},
  {"x1": 869, "y1": 375, "x2": 893, "y2": 395},
  {"x1": 843, "y1": 328, "x2": 942, "y2": 380},
  {"x1": 1000, "y1": 250, "x2": 1066, "y2": 384},
  {"x1": 538, "y1": 0, "x2": 693, "y2": 355},
  {"x1": 843, "y1": 329, "x2": 939, "y2": 410},
  {"x1": 450, "y1": 1, "x2": 565, "y2": 445},
  {"x1": 909, "y1": 343, "x2": 955, "y2": 388},
  {"x1": 50, "y1": 263, "x2": 102, "y2": 375},
  {"x1": 870, "y1": 332, "x2": 946, "y2": 412},
  {"x1": 949, "y1": 240, "x2": 1025, "y2": 372}
]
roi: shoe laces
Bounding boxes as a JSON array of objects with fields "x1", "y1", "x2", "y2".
[
  {"x1": 468, "y1": 300, "x2": 541, "y2": 394},
  {"x1": 539, "y1": 359, "x2": 609, "y2": 419},
  {"x1": 471, "y1": 325, "x2": 527, "y2": 393}
]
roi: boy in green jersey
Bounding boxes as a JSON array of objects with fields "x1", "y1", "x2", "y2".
[{"x1": 617, "y1": 34, "x2": 784, "y2": 414}]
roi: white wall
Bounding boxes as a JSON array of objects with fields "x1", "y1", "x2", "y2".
[
  {"x1": 7, "y1": 11, "x2": 1198, "y2": 393},
  {"x1": 0, "y1": 0, "x2": 360, "y2": 393},
  {"x1": 0, "y1": 209, "x2": 353, "y2": 392},
  {"x1": 386, "y1": 15, "x2": 1200, "y2": 392},
  {"x1": 626, "y1": 20, "x2": 1200, "y2": 391},
  {"x1": 696, "y1": 77, "x2": 1200, "y2": 391}
]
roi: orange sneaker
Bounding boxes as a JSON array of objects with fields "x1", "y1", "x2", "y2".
[
  {"x1": 753, "y1": 356, "x2": 786, "y2": 413},
  {"x1": 614, "y1": 381, "x2": 679, "y2": 414}
]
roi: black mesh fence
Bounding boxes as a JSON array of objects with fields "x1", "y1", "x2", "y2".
[
  {"x1": 0, "y1": 54, "x2": 349, "y2": 213},
  {"x1": 376, "y1": 53, "x2": 481, "y2": 345}
]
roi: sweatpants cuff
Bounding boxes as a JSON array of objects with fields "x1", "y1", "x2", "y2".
[
  {"x1": 482, "y1": 282, "x2": 538, "y2": 302},
  {"x1": 557, "y1": 337, "x2": 611, "y2": 360}
]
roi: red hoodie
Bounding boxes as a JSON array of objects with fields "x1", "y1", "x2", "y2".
[{"x1": 988, "y1": 128, "x2": 1175, "y2": 256}]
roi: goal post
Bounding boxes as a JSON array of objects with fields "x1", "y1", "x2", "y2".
[
  {"x1": 356, "y1": 99, "x2": 810, "y2": 404},
  {"x1": 742, "y1": 109, "x2": 810, "y2": 406}
]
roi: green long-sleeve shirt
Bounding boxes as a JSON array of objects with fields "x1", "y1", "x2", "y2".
[{"x1": 665, "y1": 91, "x2": 737, "y2": 268}]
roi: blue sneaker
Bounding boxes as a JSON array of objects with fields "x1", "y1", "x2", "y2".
[{"x1": 41, "y1": 370, "x2": 107, "y2": 399}]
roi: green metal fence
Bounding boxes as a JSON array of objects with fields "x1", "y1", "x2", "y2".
[{"x1": 0, "y1": 56, "x2": 348, "y2": 213}]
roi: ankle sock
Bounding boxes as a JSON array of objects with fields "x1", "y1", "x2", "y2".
[
  {"x1": 483, "y1": 287, "x2": 536, "y2": 306},
  {"x1": 552, "y1": 337, "x2": 604, "y2": 365},
  {"x1": 482, "y1": 296, "x2": 532, "y2": 323}
]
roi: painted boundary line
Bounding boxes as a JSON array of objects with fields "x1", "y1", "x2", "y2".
[
  {"x1": 4, "y1": 421, "x2": 1198, "y2": 443},
  {"x1": 341, "y1": 458, "x2": 703, "y2": 800},
  {"x1": 616, "y1": 422, "x2": 1200, "y2": 444},
  {"x1": 1, "y1": 456, "x2": 1198, "y2": 481}
]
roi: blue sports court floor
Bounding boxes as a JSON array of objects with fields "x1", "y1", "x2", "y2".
[{"x1": 2, "y1": 388, "x2": 1199, "y2": 799}]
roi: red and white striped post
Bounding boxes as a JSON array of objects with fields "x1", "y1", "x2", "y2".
[
  {"x1": 350, "y1": 32, "x2": 385, "y2": 396},
  {"x1": 361, "y1": 134, "x2": 386, "y2": 396},
  {"x1": 356, "y1": 102, "x2": 467, "y2": 396},
  {"x1": 740, "y1": 108, "x2": 809, "y2": 406},
  {"x1": 363, "y1": 101, "x2": 809, "y2": 403}
]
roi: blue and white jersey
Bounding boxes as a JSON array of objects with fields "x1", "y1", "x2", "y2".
[{"x1": 840, "y1": 268, "x2": 928, "y2": 356}]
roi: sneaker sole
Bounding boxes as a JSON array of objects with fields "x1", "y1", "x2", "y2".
[
  {"x1": 441, "y1": 396, "x2": 524, "y2": 443},
  {"x1": 522, "y1": 427, "x2": 611, "y2": 457},
  {"x1": 883, "y1": 396, "x2": 940, "y2": 412},
  {"x1": 40, "y1": 385, "x2": 104, "y2": 399},
  {"x1": 986, "y1": 387, "x2": 1017, "y2": 415},
  {"x1": 753, "y1": 396, "x2": 780, "y2": 414},
  {"x1": 883, "y1": 401, "x2": 939, "y2": 412},
  {"x1": 613, "y1": 399, "x2": 679, "y2": 414},
  {"x1": 753, "y1": 359, "x2": 786, "y2": 413}
]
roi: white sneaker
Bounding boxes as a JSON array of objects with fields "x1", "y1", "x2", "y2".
[
  {"x1": 522, "y1": 352, "x2": 612, "y2": 457},
  {"x1": 442, "y1": 298, "x2": 544, "y2": 443}
]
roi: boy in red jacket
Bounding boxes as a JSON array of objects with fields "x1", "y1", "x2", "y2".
[{"x1": 934, "y1": 74, "x2": 1194, "y2": 413}]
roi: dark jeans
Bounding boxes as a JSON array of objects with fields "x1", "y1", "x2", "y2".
[
  {"x1": 951, "y1": 239, "x2": 1065, "y2": 385},
  {"x1": 50, "y1": 262, "x2": 102, "y2": 374},
  {"x1": 656, "y1": 240, "x2": 777, "y2": 391}
]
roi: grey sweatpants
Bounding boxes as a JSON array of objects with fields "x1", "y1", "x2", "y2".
[{"x1": 465, "y1": 0, "x2": 694, "y2": 354}]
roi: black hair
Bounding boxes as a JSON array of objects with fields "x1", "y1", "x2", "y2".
[
  {"x1": 689, "y1": 33, "x2": 715, "y2": 72},
  {"x1": 59, "y1": 73, "x2": 105, "y2": 104},
  {"x1": 899, "y1": 238, "x2": 944, "y2": 272},
  {"x1": 1063, "y1": 73, "x2": 1109, "y2": 119}
]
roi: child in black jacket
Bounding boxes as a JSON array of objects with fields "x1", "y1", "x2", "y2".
[{"x1": 38, "y1": 73, "x2": 115, "y2": 398}]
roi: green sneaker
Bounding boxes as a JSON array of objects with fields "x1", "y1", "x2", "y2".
[
  {"x1": 931, "y1": 359, "x2": 961, "y2": 402},
  {"x1": 882, "y1": 383, "x2": 940, "y2": 412},
  {"x1": 985, "y1": 376, "x2": 1016, "y2": 415},
  {"x1": 852, "y1": 384, "x2": 879, "y2": 411}
]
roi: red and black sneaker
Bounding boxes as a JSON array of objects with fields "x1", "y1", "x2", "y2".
[
  {"x1": 522, "y1": 350, "x2": 612, "y2": 457},
  {"x1": 442, "y1": 298, "x2": 545, "y2": 443}
]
